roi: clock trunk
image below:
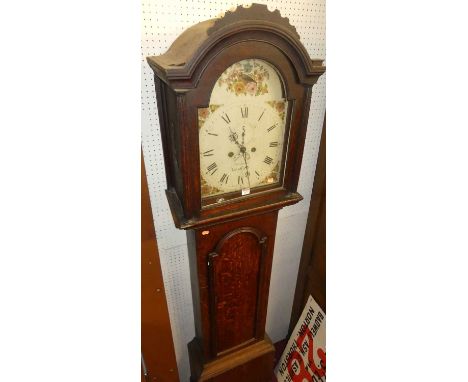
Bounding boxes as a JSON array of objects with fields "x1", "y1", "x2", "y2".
[
  {"x1": 146, "y1": 4, "x2": 325, "y2": 381},
  {"x1": 186, "y1": 211, "x2": 278, "y2": 381}
]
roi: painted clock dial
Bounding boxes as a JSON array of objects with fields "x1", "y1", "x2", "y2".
[{"x1": 199, "y1": 59, "x2": 289, "y2": 201}]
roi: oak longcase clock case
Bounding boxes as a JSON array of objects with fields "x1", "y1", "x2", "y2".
[{"x1": 147, "y1": 4, "x2": 325, "y2": 382}]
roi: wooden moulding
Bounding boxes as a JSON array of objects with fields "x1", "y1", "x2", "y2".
[
  {"x1": 146, "y1": 4, "x2": 326, "y2": 382},
  {"x1": 147, "y1": 4, "x2": 325, "y2": 228},
  {"x1": 185, "y1": 211, "x2": 279, "y2": 381},
  {"x1": 166, "y1": 187, "x2": 302, "y2": 229},
  {"x1": 147, "y1": 4, "x2": 325, "y2": 88},
  {"x1": 188, "y1": 335, "x2": 275, "y2": 382}
]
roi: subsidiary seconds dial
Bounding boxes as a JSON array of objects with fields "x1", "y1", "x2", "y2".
[{"x1": 199, "y1": 102, "x2": 286, "y2": 198}]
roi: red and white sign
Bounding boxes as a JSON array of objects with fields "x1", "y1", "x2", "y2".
[{"x1": 275, "y1": 295, "x2": 326, "y2": 382}]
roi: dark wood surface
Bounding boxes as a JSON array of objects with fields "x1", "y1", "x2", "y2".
[
  {"x1": 186, "y1": 212, "x2": 278, "y2": 381},
  {"x1": 141, "y1": 152, "x2": 179, "y2": 382},
  {"x1": 187, "y1": 211, "x2": 278, "y2": 363},
  {"x1": 146, "y1": 5, "x2": 325, "y2": 381},
  {"x1": 209, "y1": 228, "x2": 266, "y2": 355},
  {"x1": 146, "y1": 4, "x2": 323, "y2": 86},
  {"x1": 189, "y1": 336, "x2": 275, "y2": 382},
  {"x1": 289, "y1": 117, "x2": 326, "y2": 333},
  {"x1": 147, "y1": 4, "x2": 325, "y2": 229}
]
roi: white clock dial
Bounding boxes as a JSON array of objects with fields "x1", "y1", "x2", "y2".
[
  {"x1": 199, "y1": 101, "x2": 286, "y2": 198},
  {"x1": 198, "y1": 58, "x2": 288, "y2": 200}
]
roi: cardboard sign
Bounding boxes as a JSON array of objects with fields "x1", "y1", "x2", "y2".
[{"x1": 275, "y1": 295, "x2": 326, "y2": 382}]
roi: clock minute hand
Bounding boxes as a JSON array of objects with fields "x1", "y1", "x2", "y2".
[
  {"x1": 228, "y1": 126, "x2": 250, "y2": 187},
  {"x1": 228, "y1": 126, "x2": 245, "y2": 162},
  {"x1": 228, "y1": 126, "x2": 242, "y2": 148},
  {"x1": 242, "y1": 151, "x2": 251, "y2": 188},
  {"x1": 240, "y1": 126, "x2": 250, "y2": 187}
]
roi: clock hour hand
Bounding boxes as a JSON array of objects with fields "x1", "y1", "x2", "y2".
[
  {"x1": 240, "y1": 126, "x2": 251, "y2": 187},
  {"x1": 228, "y1": 126, "x2": 242, "y2": 148},
  {"x1": 240, "y1": 150, "x2": 250, "y2": 189},
  {"x1": 242, "y1": 128, "x2": 252, "y2": 187},
  {"x1": 228, "y1": 126, "x2": 250, "y2": 187},
  {"x1": 229, "y1": 126, "x2": 247, "y2": 150}
]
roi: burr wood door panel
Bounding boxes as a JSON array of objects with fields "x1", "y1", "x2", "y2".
[
  {"x1": 188, "y1": 211, "x2": 278, "y2": 367},
  {"x1": 208, "y1": 228, "x2": 267, "y2": 356}
]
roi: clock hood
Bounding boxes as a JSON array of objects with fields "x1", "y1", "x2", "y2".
[{"x1": 146, "y1": 4, "x2": 325, "y2": 90}]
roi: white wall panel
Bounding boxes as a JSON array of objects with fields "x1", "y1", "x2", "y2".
[{"x1": 141, "y1": 1, "x2": 325, "y2": 380}]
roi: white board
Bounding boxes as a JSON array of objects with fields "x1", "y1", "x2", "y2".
[{"x1": 275, "y1": 295, "x2": 326, "y2": 382}]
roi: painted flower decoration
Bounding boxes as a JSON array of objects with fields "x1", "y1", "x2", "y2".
[
  {"x1": 198, "y1": 108, "x2": 210, "y2": 119},
  {"x1": 267, "y1": 100, "x2": 287, "y2": 120},
  {"x1": 246, "y1": 81, "x2": 257, "y2": 95},
  {"x1": 198, "y1": 105, "x2": 221, "y2": 129},
  {"x1": 234, "y1": 82, "x2": 245, "y2": 94},
  {"x1": 217, "y1": 59, "x2": 270, "y2": 96}
]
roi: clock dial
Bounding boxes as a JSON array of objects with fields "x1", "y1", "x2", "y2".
[
  {"x1": 199, "y1": 59, "x2": 288, "y2": 201},
  {"x1": 199, "y1": 101, "x2": 287, "y2": 198}
]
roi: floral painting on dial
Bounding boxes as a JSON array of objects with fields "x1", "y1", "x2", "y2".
[
  {"x1": 267, "y1": 100, "x2": 287, "y2": 121},
  {"x1": 217, "y1": 59, "x2": 270, "y2": 96},
  {"x1": 200, "y1": 176, "x2": 222, "y2": 197},
  {"x1": 198, "y1": 104, "x2": 221, "y2": 129}
]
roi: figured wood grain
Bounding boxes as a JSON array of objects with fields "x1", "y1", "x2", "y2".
[
  {"x1": 146, "y1": 5, "x2": 326, "y2": 381},
  {"x1": 208, "y1": 228, "x2": 267, "y2": 355},
  {"x1": 147, "y1": 6, "x2": 325, "y2": 229},
  {"x1": 186, "y1": 211, "x2": 278, "y2": 372}
]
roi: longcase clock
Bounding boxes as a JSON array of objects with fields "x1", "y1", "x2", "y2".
[{"x1": 146, "y1": 4, "x2": 325, "y2": 381}]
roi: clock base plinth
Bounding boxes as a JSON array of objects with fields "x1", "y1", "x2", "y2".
[
  {"x1": 146, "y1": 5, "x2": 325, "y2": 381},
  {"x1": 188, "y1": 336, "x2": 275, "y2": 382}
]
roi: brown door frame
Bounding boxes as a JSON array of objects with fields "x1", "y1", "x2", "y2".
[{"x1": 142, "y1": 151, "x2": 179, "y2": 382}]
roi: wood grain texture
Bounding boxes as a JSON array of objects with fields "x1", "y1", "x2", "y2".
[
  {"x1": 147, "y1": 5, "x2": 325, "y2": 229},
  {"x1": 189, "y1": 336, "x2": 275, "y2": 382},
  {"x1": 208, "y1": 228, "x2": 267, "y2": 355},
  {"x1": 141, "y1": 152, "x2": 179, "y2": 382},
  {"x1": 146, "y1": 4, "x2": 324, "y2": 87},
  {"x1": 146, "y1": 5, "x2": 326, "y2": 381},
  {"x1": 187, "y1": 211, "x2": 278, "y2": 381}
]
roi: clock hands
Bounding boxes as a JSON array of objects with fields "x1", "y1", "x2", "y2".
[
  {"x1": 228, "y1": 125, "x2": 251, "y2": 188},
  {"x1": 242, "y1": 151, "x2": 251, "y2": 188},
  {"x1": 241, "y1": 126, "x2": 251, "y2": 188},
  {"x1": 228, "y1": 126, "x2": 241, "y2": 147},
  {"x1": 202, "y1": 102, "x2": 285, "y2": 195}
]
